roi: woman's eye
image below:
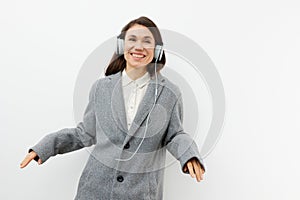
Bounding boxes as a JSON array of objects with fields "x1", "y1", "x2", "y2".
[
  {"x1": 128, "y1": 38, "x2": 136, "y2": 41},
  {"x1": 144, "y1": 40, "x2": 151, "y2": 44}
]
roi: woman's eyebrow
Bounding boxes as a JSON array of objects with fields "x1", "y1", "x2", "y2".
[
  {"x1": 127, "y1": 35, "x2": 137, "y2": 38},
  {"x1": 127, "y1": 35, "x2": 153, "y2": 39},
  {"x1": 143, "y1": 36, "x2": 153, "y2": 40}
]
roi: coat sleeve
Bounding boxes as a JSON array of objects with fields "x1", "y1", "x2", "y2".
[
  {"x1": 165, "y1": 93, "x2": 206, "y2": 174},
  {"x1": 28, "y1": 80, "x2": 99, "y2": 164}
]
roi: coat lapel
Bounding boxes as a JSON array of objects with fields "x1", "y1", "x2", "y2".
[
  {"x1": 110, "y1": 70, "x2": 166, "y2": 145},
  {"x1": 110, "y1": 71, "x2": 128, "y2": 133},
  {"x1": 124, "y1": 72, "x2": 166, "y2": 145}
]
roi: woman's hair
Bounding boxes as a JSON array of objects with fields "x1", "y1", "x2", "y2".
[{"x1": 105, "y1": 16, "x2": 166, "y2": 77}]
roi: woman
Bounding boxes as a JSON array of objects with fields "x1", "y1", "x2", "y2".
[{"x1": 20, "y1": 16, "x2": 206, "y2": 200}]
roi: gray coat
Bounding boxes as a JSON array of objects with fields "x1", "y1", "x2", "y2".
[{"x1": 30, "y1": 71, "x2": 206, "y2": 200}]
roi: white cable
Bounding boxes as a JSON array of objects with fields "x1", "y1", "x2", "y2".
[{"x1": 115, "y1": 57, "x2": 159, "y2": 162}]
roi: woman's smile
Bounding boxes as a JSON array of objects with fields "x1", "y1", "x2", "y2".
[{"x1": 130, "y1": 52, "x2": 147, "y2": 61}]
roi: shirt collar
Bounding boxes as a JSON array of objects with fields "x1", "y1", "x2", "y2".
[{"x1": 122, "y1": 69, "x2": 150, "y2": 88}]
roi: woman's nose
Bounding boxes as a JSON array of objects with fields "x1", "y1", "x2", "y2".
[{"x1": 134, "y1": 41, "x2": 143, "y2": 50}]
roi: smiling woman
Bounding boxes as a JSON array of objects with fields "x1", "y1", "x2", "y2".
[
  {"x1": 20, "y1": 16, "x2": 206, "y2": 200},
  {"x1": 106, "y1": 16, "x2": 166, "y2": 79}
]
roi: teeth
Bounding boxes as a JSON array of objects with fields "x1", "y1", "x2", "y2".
[{"x1": 132, "y1": 53, "x2": 144, "y2": 58}]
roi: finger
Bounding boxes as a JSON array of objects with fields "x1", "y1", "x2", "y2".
[
  {"x1": 183, "y1": 165, "x2": 187, "y2": 172},
  {"x1": 38, "y1": 158, "x2": 42, "y2": 165},
  {"x1": 187, "y1": 161, "x2": 195, "y2": 178},
  {"x1": 199, "y1": 162, "x2": 205, "y2": 174},
  {"x1": 192, "y1": 160, "x2": 202, "y2": 182},
  {"x1": 199, "y1": 161, "x2": 205, "y2": 175},
  {"x1": 196, "y1": 161, "x2": 205, "y2": 180},
  {"x1": 200, "y1": 168, "x2": 204, "y2": 180},
  {"x1": 20, "y1": 152, "x2": 37, "y2": 168},
  {"x1": 20, "y1": 153, "x2": 34, "y2": 168}
]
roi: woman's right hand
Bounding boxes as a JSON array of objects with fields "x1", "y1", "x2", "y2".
[{"x1": 20, "y1": 151, "x2": 42, "y2": 168}]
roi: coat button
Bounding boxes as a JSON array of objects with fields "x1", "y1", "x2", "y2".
[
  {"x1": 117, "y1": 175, "x2": 124, "y2": 182},
  {"x1": 124, "y1": 143, "x2": 130, "y2": 149}
]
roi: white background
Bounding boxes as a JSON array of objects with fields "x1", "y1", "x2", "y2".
[{"x1": 1, "y1": 0, "x2": 300, "y2": 199}]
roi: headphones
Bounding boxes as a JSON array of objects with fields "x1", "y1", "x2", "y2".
[{"x1": 116, "y1": 37, "x2": 164, "y2": 62}]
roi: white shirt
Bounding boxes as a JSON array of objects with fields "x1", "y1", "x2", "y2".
[{"x1": 122, "y1": 70, "x2": 151, "y2": 130}]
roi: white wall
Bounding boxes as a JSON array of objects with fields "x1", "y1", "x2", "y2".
[{"x1": 1, "y1": 0, "x2": 299, "y2": 199}]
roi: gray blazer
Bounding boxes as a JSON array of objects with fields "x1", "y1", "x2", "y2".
[{"x1": 30, "y1": 71, "x2": 206, "y2": 200}]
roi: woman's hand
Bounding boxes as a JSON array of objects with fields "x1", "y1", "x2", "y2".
[
  {"x1": 20, "y1": 151, "x2": 42, "y2": 168},
  {"x1": 183, "y1": 157, "x2": 205, "y2": 182}
]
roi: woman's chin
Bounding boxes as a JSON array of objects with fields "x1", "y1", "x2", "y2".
[{"x1": 127, "y1": 62, "x2": 148, "y2": 69}]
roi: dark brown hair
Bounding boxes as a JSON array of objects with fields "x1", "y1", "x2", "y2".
[{"x1": 105, "y1": 16, "x2": 166, "y2": 77}]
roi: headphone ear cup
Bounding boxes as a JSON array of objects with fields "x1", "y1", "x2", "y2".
[
  {"x1": 154, "y1": 45, "x2": 163, "y2": 61},
  {"x1": 116, "y1": 38, "x2": 124, "y2": 55}
]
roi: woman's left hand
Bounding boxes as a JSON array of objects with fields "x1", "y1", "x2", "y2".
[{"x1": 183, "y1": 157, "x2": 205, "y2": 182}]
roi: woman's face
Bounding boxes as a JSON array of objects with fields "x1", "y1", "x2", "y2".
[{"x1": 124, "y1": 24, "x2": 155, "y2": 71}]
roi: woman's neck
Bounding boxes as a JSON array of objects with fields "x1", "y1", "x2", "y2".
[{"x1": 125, "y1": 66, "x2": 147, "y2": 80}]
